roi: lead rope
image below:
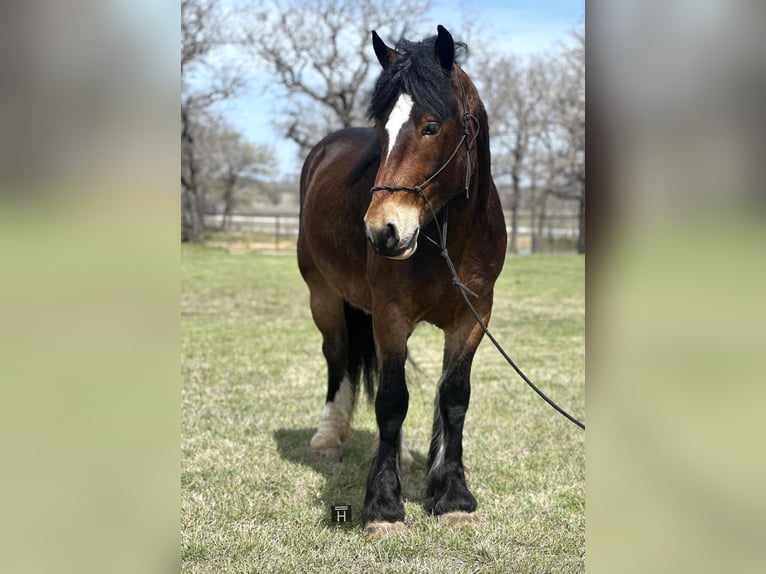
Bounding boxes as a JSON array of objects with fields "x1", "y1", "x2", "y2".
[{"x1": 419, "y1": 194, "x2": 585, "y2": 431}]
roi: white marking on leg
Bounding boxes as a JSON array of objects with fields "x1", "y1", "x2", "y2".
[
  {"x1": 430, "y1": 427, "x2": 446, "y2": 475},
  {"x1": 428, "y1": 401, "x2": 446, "y2": 477},
  {"x1": 310, "y1": 377, "x2": 356, "y2": 451},
  {"x1": 333, "y1": 376, "x2": 355, "y2": 440},
  {"x1": 384, "y1": 93, "x2": 414, "y2": 162}
]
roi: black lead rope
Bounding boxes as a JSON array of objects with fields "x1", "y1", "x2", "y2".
[
  {"x1": 371, "y1": 72, "x2": 585, "y2": 431},
  {"x1": 420, "y1": 199, "x2": 586, "y2": 431}
]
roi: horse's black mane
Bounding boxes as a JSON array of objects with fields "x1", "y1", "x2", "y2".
[{"x1": 367, "y1": 35, "x2": 468, "y2": 122}]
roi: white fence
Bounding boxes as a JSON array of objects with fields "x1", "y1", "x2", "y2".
[
  {"x1": 204, "y1": 211, "x2": 579, "y2": 253},
  {"x1": 204, "y1": 212, "x2": 300, "y2": 235}
]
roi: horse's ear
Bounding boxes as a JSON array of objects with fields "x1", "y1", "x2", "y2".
[
  {"x1": 372, "y1": 30, "x2": 397, "y2": 69},
  {"x1": 434, "y1": 25, "x2": 454, "y2": 72}
]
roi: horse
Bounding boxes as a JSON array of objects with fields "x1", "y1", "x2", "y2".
[{"x1": 297, "y1": 25, "x2": 507, "y2": 537}]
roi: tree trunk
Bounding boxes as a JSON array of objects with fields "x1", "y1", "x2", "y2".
[
  {"x1": 535, "y1": 190, "x2": 548, "y2": 254},
  {"x1": 510, "y1": 167, "x2": 521, "y2": 255},
  {"x1": 576, "y1": 193, "x2": 585, "y2": 254},
  {"x1": 221, "y1": 171, "x2": 236, "y2": 231},
  {"x1": 181, "y1": 107, "x2": 205, "y2": 242},
  {"x1": 509, "y1": 132, "x2": 526, "y2": 255},
  {"x1": 529, "y1": 196, "x2": 537, "y2": 254},
  {"x1": 182, "y1": 188, "x2": 205, "y2": 242},
  {"x1": 509, "y1": 196, "x2": 518, "y2": 254}
]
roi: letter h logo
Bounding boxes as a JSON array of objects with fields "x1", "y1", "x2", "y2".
[{"x1": 331, "y1": 504, "x2": 351, "y2": 524}]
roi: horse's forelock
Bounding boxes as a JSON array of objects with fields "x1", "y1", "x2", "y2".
[{"x1": 367, "y1": 35, "x2": 469, "y2": 122}]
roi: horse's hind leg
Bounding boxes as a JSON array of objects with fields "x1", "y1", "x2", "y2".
[{"x1": 308, "y1": 285, "x2": 357, "y2": 459}]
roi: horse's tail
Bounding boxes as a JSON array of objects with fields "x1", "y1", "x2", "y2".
[{"x1": 343, "y1": 301, "x2": 377, "y2": 403}]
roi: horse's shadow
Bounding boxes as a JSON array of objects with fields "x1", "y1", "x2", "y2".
[{"x1": 273, "y1": 427, "x2": 428, "y2": 528}]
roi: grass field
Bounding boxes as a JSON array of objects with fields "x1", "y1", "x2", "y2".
[{"x1": 181, "y1": 241, "x2": 584, "y2": 573}]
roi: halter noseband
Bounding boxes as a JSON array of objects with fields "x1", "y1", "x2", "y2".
[{"x1": 369, "y1": 72, "x2": 480, "y2": 201}]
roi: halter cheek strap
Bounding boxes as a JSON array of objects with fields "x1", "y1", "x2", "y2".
[{"x1": 369, "y1": 72, "x2": 480, "y2": 200}]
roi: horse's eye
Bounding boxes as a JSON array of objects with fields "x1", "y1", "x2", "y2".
[{"x1": 421, "y1": 122, "x2": 441, "y2": 136}]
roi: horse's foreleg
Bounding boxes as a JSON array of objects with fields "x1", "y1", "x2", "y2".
[
  {"x1": 425, "y1": 294, "x2": 493, "y2": 526},
  {"x1": 362, "y1": 315, "x2": 410, "y2": 537}
]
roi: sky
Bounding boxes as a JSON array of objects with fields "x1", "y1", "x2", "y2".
[{"x1": 212, "y1": 0, "x2": 584, "y2": 178}]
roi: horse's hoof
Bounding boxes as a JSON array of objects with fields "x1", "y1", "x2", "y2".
[
  {"x1": 363, "y1": 521, "x2": 405, "y2": 538},
  {"x1": 309, "y1": 446, "x2": 342, "y2": 461},
  {"x1": 439, "y1": 511, "x2": 479, "y2": 529}
]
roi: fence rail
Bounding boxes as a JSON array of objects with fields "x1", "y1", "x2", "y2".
[{"x1": 204, "y1": 210, "x2": 579, "y2": 253}]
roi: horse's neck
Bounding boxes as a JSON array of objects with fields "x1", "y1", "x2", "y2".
[{"x1": 447, "y1": 172, "x2": 490, "y2": 247}]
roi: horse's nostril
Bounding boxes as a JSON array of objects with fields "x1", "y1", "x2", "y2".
[
  {"x1": 365, "y1": 221, "x2": 404, "y2": 255},
  {"x1": 384, "y1": 222, "x2": 399, "y2": 249}
]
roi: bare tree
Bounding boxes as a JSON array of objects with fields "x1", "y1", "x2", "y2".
[
  {"x1": 196, "y1": 118, "x2": 275, "y2": 227},
  {"x1": 551, "y1": 27, "x2": 585, "y2": 253},
  {"x1": 478, "y1": 53, "x2": 550, "y2": 253},
  {"x1": 181, "y1": 0, "x2": 243, "y2": 242},
  {"x1": 243, "y1": 0, "x2": 431, "y2": 156},
  {"x1": 181, "y1": 106, "x2": 203, "y2": 242},
  {"x1": 529, "y1": 95, "x2": 561, "y2": 252},
  {"x1": 525, "y1": 57, "x2": 562, "y2": 253},
  {"x1": 475, "y1": 27, "x2": 584, "y2": 254}
]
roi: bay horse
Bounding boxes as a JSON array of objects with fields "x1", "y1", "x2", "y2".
[{"x1": 297, "y1": 25, "x2": 506, "y2": 537}]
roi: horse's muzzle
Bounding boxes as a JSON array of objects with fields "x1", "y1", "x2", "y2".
[{"x1": 365, "y1": 222, "x2": 419, "y2": 260}]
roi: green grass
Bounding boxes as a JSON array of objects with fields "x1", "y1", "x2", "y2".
[{"x1": 182, "y1": 241, "x2": 584, "y2": 573}]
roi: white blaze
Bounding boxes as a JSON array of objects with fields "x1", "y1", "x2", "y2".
[{"x1": 384, "y1": 93, "x2": 414, "y2": 162}]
